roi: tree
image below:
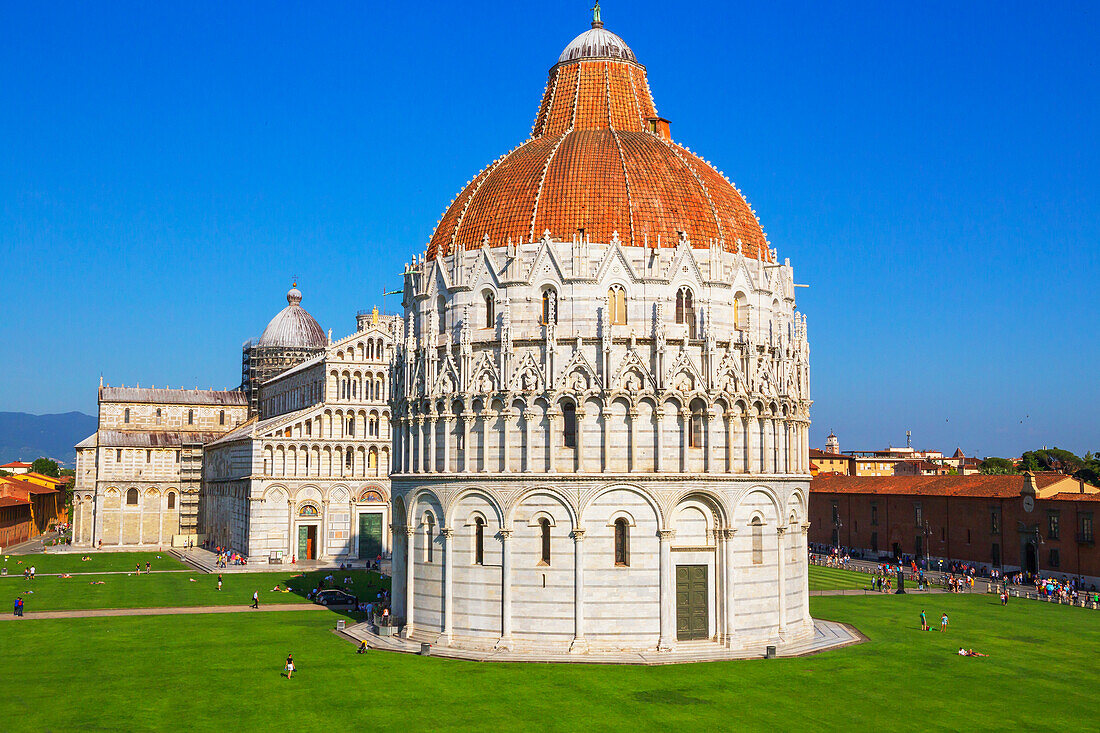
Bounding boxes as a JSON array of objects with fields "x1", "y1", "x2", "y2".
[
  {"x1": 980, "y1": 457, "x2": 1016, "y2": 475},
  {"x1": 1018, "y1": 448, "x2": 1082, "y2": 475},
  {"x1": 31, "y1": 458, "x2": 60, "y2": 478}
]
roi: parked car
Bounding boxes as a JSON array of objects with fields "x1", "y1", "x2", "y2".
[{"x1": 314, "y1": 589, "x2": 357, "y2": 607}]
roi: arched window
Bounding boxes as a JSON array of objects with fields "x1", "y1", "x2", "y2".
[
  {"x1": 675, "y1": 286, "x2": 696, "y2": 338},
  {"x1": 368, "y1": 449, "x2": 377, "y2": 471},
  {"x1": 167, "y1": 492, "x2": 176, "y2": 509},
  {"x1": 689, "y1": 400, "x2": 705, "y2": 448},
  {"x1": 126, "y1": 488, "x2": 138, "y2": 506},
  {"x1": 607, "y1": 285, "x2": 627, "y2": 325},
  {"x1": 219, "y1": 410, "x2": 225, "y2": 426},
  {"x1": 346, "y1": 417, "x2": 354, "y2": 437},
  {"x1": 345, "y1": 450, "x2": 353, "y2": 470},
  {"x1": 187, "y1": 409, "x2": 194, "y2": 425},
  {"x1": 734, "y1": 294, "x2": 747, "y2": 331},
  {"x1": 539, "y1": 518, "x2": 551, "y2": 566},
  {"x1": 124, "y1": 408, "x2": 130, "y2": 424},
  {"x1": 437, "y1": 295, "x2": 447, "y2": 334},
  {"x1": 483, "y1": 291, "x2": 495, "y2": 329},
  {"x1": 562, "y1": 403, "x2": 577, "y2": 448},
  {"x1": 425, "y1": 514, "x2": 435, "y2": 563},
  {"x1": 614, "y1": 518, "x2": 630, "y2": 566},
  {"x1": 474, "y1": 516, "x2": 485, "y2": 565},
  {"x1": 541, "y1": 287, "x2": 557, "y2": 325},
  {"x1": 751, "y1": 517, "x2": 763, "y2": 565}
]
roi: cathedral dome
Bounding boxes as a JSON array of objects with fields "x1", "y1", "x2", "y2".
[
  {"x1": 257, "y1": 286, "x2": 327, "y2": 349},
  {"x1": 425, "y1": 20, "x2": 769, "y2": 262}
]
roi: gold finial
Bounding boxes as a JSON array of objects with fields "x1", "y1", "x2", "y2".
[{"x1": 591, "y1": 1, "x2": 603, "y2": 28}]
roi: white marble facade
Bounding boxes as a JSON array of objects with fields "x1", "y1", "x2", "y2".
[
  {"x1": 389, "y1": 235, "x2": 813, "y2": 653},
  {"x1": 202, "y1": 318, "x2": 399, "y2": 562}
]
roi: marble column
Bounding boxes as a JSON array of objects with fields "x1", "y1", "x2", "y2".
[
  {"x1": 658, "y1": 528, "x2": 676, "y2": 651},
  {"x1": 776, "y1": 526, "x2": 787, "y2": 634},
  {"x1": 441, "y1": 527, "x2": 454, "y2": 641},
  {"x1": 680, "y1": 410, "x2": 690, "y2": 472},
  {"x1": 480, "y1": 410, "x2": 488, "y2": 473},
  {"x1": 523, "y1": 410, "x2": 535, "y2": 473},
  {"x1": 461, "y1": 412, "x2": 473, "y2": 474},
  {"x1": 627, "y1": 409, "x2": 639, "y2": 472},
  {"x1": 442, "y1": 415, "x2": 453, "y2": 473},
  {"x1": 801, "y1": 523, "x2": 812, "y2": 626},
  {"x1": 497, "y1": 529, "x2": 513, "y2": 649},
  {"x1": 742, "y1": 415, "x2": 752, "y2": 473},
  {"x1": 655, "y1": 411, "x2": 664, "y2": 473},
  {"x1": 575, "y1": 410, "x2": 586, "y2": 473},
  {"x1": 402, "y1": 526, "x2": 416, "y2": 638},
  {"x1": 599, "y1": 405, "x2": 609, "y2": 472},
  {"x1": 723, "y1": 528, "x2": 737, "y2": 646},
  {"x1": 413, "y1": 417, "x2": 423, "y2": 474},
  {"x1": 705, "y1": 408, "x2": 718, "y2": 473},
  {"x1": 427, "y1": 414, "x2": 437, "y2": 473},
  {"x1": 547, "y1": 409, "x2": 560, "y2": 474},
  {"x1": 501, "y1": 411, "x2": 512, "y2": 473},
  {"x1": 570, "y1": 529, "x2": 588, "y2": 653}
]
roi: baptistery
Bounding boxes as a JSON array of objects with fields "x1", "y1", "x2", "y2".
[{"x1": 390, "y1": 13, "x2": 812, "y2": 654}]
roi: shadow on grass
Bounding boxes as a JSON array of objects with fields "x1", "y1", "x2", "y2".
[{"x1": 277, "y1": 568, "x2": 391, "y2": 623}]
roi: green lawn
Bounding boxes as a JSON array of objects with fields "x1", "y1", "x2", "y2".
[
  {"x1": 807, "y1": 564, "x2": 876, "y2": 591},
  {"x1": 0, "y1": 551, "x2": 187, "y2": 575},
  {"x1": 1, "y1": 593, "x2": 1097, "y2": 731},
  {"x1": 1, "y1": 568, "x2": 389, "y2": 612}
]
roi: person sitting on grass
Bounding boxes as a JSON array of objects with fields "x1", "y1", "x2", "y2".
[{"x1": 357, "y1": 640, "x2": 368, "y2": 654}]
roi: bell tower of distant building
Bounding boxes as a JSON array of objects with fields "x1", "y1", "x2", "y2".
[{"x1": 826, "y1": 432, "x2": 840, "y2": 455}]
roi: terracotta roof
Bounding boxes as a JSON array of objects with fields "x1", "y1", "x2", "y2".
[
  {"x1": 0, "y1": 461, "x2": 31, "y2": 469},
  {"x1": 0, "y1": 496, "x2": 30, "y2": 507},
  {"x1": 809, "y1": 449, "x2": 848, "y2": 459},
  {"x1": 1047, "y1": 492, "x2": 1100, "y2": 503},
  {"x1": 811, "y1": 473, "x2": 1068, "y2": 499},
  {"x1": 0, "y1": 477, "x2": 58, "y2": 496},
  {"x1": 425, "y1": 27, "x2": 769, "y2": 261},
  {"x1": 99, "y1": 387, "x2": 247, "y2": 406}
]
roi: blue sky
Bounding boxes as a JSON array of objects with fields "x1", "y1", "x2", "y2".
[{"x1": 2, "y1": 2, "x2": 1097, "y2": 458}]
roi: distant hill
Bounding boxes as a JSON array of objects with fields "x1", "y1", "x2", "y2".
[{"x1": 0, "y1": 412, "x2": 97, "y2": 468}]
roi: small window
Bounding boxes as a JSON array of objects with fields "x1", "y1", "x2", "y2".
[
  {"x1": 483, "y1": 291, "x2": 495, "y2": 329},
  {"x1": 1049, "y1": 548, "x2": 1060, "y2": 567},
  {"x1": 751, "y1": 517, "x2": 763, "y2": 564},
  {"x1": 1082, "y1": 513, "x2": 1094, "y2": 543},
  {"x1": 145, "y1": 449, "x2": 151, "y2": 463},
  {"x1": 347, "y1": 417, "x2": 354, "y2": 437},
  {"x1": 562, "y1": 403, "x2": 577, "y2": 448},
  {"x1": 345, "y1": 451, "x2": 353, "y2": 469},
  {"x1": 175, "y1": 451, "x2": 180, "y2": 463},
  {"x1": 607, "y1": 285, "x2": 627, "y2": 325},
  {"x1": 187, "y1": 409, "x2": 194, "y2": 425},
  {"x1": 425, "y1": 515, "x2": 435, "y2": 563},
  {"x1": 155, "y1": 408, "x2": 162, "y2": 425},
  {"x1": 116, "y1": 449, "x2": 122, "y2": 462},
  {"x1": 167, "y1": 492, "x2": 176, "y2": 509},
  {"x1": 675, "y1": 286, "x2": 696, "y2": 338},
  {"x1": 689, "y1": 400, "x2": 705, "y2": 448},
  {"x1": 870, "y1": 503, "x2": 878, "y2": 526},
  {"x1": 126, "y1": 488, "x2": 138, "y2": 506},
  {"x1": 1048, "y1": 511, "x2": 1060, "y2": 540},
  {"x1": 991, "y1": 510, "x2": 1000, "y2": 535},
  {"x1": 124, "y1": 408, "x2": 130, "y2": 424},
  {"x1": 474, "y1": 517, "x2": 485, "y2": 565},
  {"x1": 539, "y1": 518, "x2": 551, "y2": 566},
  {"x1": 541, "y1": 288, "x2": 557, "y2": 325},
  {"x1": 219, "y1": 410, "x2": 226, "y2": 426},
  {"x1": 437, "y1": 295, "x2": 447, "y2": 334},
  {"x1": 614, "y1": 518, "x2": 630, "y2": 566},
  {"x1": 914, "y1": 503, "x2": 922, "y2": 527}
]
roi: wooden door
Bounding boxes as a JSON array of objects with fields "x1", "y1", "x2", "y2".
[
  {"x1": 359, "y1": 513, "x2": 383, "y2": 559},
  {"x1": 676, "y1": 564, "x2": 709, "y2": 641}
]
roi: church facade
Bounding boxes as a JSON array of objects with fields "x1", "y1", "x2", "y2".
[{"x1": 388, "y1": 17, "x2": 813, "y2": 653}]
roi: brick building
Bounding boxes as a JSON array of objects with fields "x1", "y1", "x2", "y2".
[{"x1": 809, "y1": 473, "x2": 1100, "y2": 584}]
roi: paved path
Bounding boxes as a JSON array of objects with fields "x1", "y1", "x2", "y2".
[
  {"x1": 2, "y1": 603, "x2": 325, "y2": 621},
  {"x1": 809, "y1": 588, "x2": 946, "y2": 597}
]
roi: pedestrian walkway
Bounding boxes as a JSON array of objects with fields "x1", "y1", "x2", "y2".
[
  {"x1": 2, "y1": 603, "x2": 324, "y2": 621},
  {"x1": 809, "y1": 588, "x2": 946, "y2": 597},
  {"x1": 170, "y1": 548, "x2": 390, "y2": 575},
  {"x1": 339, "y1": 618, "x2": 864, "y2": 665}
]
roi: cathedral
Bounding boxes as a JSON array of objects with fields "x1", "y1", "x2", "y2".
[{"x1": 388, "y1": 14, "x2": 813, "y2": 653}]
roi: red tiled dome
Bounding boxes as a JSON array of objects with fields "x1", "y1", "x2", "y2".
[{"x1": 426, "y1": 24, "x2": 770, "y2": 262}]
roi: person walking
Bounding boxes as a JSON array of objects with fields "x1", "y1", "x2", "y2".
[
  {"x1": 145, "y1": 561, "x2": 151, "y2": 573},
  {"x1": 920, "y1": 610, "x2": 928, "y2": 631},
  {"x1": 284, "y1": 654, "x2": 295, "y2": 679},
  {"x1": 29, "y1": 565, "x2": 35, "y2": 580},
  {"x1": 217, "y1": 574, "x2": 223, "y2": 592},
  {"x1": 251, "y1": 590, "x2": 259, "y2": 609},
  {"x1": 13, "y1": 597, "x2": 23, "y2": 617},
  {"x1": 940, "y1": 612, "x2": 949, "y2": 632}
]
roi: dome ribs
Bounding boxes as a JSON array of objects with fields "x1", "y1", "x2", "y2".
[
  {"x1": 574, "y1": 61, "x2": 610, "y2": 130},
  {"x1": 609, "y1": 128, "x2": 637, "y2": 247},
  {"x1": 617, "y1": 131, "x2": 721, "y2": 247},
  {"x1": 543, "y1": 63, "x2": 579, "y2": 136},
  {"x1": 529, "y1": 133, "x2": 570, "y2": 241},
  {"x1": 534, "y1": 131, "x2": 631, "y2": 246},
  {"x1": 629, "y1": 65, "x2": 658, "y2": 120},
  {"x1": 676, "y1": 147, "x2": 770, "y2": 260},
  {"x1": 531, "y1": 70, "x2": 559, "y2": 138},
  {"x1": 456, "y1": 136, "x2": 560, "y2": 249},
  {"x1": 660, "y1": 139, "x2": 726, "y2": 249}
]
